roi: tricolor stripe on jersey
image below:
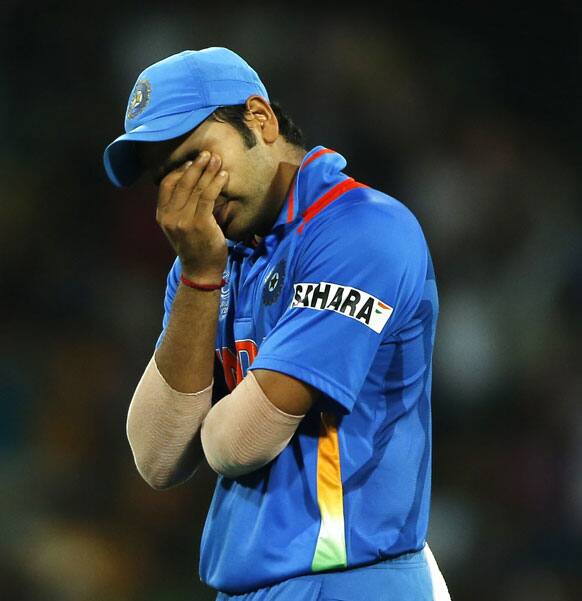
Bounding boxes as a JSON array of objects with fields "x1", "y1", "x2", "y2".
[{"x1": 311, "y1": 412, "x2": 347, "y2": 572}]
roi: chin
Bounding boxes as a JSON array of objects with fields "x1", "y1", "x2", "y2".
[
  {"x1": 220, "y1": 204, "x2": 264, "y2": 242},
  {"x1": 225, "y1": 228, "x2": 252, "y2": 243},
  {"x1": 221, "y1": 219, "x2": 248, "y2": 242}
]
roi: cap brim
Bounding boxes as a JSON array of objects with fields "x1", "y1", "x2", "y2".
[{"x1": 103, "y1": 105, "x2": 217, "y2": 187}]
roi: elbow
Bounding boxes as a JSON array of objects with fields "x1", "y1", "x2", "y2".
[
  {"x1": 205, "y1": 454, "x2": 262, "y2": 479},
  {"x1": 137, "y1": 457, "x2": 175, "y2": 490},
  {"x1": 127, "y1": 426, "x2": 202, "y2": 490},
  {"x1": 141, "y1": 468, "x2": 173, "y2": 491},
  {"x1": 200, "y1": 424, "x2": 269, "y2": 479},
  {"x1": 128, "y1": 442, "x2": 176, "y2": 490},
  {"x1": 133, "y1": 450, "x2": 196, "y2": 490},
  {"x1": 140, "y1": 456, "x2": 201, "y2": 490},
  {"x1": 142, "y1": 470, "x2": 181, "y2": 491},
  {"x1": 127, "y1": 432, "x2": 182, "y2": 490}
]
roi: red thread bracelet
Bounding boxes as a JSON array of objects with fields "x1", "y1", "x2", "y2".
[{"x1": 180, "y1": 274, "x2": 226, "y2": 291}]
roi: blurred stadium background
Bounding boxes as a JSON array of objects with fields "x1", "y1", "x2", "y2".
[{"x1": 1, "y1": 2, "x2": 581, "y2": 599}]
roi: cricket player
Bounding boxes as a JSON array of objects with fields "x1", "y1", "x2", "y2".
[{"x1": 103, "y1": 47, "x2": 451, "y2": 600}]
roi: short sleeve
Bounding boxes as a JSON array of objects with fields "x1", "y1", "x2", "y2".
[
  {"x1": 250, "y1": 191, "x2": 429, "y2": 413},
  {"x1": 154, "y1": 256, "x2": 181, "y2": 349}
]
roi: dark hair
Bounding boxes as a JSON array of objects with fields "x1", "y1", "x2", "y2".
[{"x1": 212, "y1": 101, "x2": 305, "y2": 149}]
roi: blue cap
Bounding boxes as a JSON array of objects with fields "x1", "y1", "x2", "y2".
[{"x1": 103, "y1": 47, "x2": 269, "y2": 187}]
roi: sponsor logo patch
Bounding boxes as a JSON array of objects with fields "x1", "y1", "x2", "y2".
[{"x1": 291, "y1": 282, "x2": 393, "y2": 333}]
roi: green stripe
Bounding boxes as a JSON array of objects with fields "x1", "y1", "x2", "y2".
[{"x1": 311, "y1": 515, "x2": 347, "y2": 572}]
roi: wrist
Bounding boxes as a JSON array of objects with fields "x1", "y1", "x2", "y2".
[
  {"x1": 180, "y1": 264, "x2": 225, "y2": 287},
  {"x1": 180, "y1": 273, "x2": 225, "y2": 291}
]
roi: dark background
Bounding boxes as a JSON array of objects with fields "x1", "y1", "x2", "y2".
[{"x1": 1, "y1": 3, "x2": 581, "y2": 600}]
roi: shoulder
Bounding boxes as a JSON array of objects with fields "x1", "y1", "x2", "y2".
[{"x1": 299, "y1": 185, "x2": 428, "y2": 260}]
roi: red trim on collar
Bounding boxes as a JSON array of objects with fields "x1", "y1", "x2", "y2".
[
  {"x1": 286, "y1": 178, "x2": 296, "y2": 224},
  {"x1": 284, "y1": 149, "x2": 335, "y2": 226},
  {"x1": 298, "y1": 178, "x2": 368, "y2": 234},
  {"x1": 302, "y1": 147, "x2": 335, "y2": 168}
]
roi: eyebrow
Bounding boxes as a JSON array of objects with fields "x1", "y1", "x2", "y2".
[{"x1": 154, "y1": 150, "x2": 200, "y2": 186}]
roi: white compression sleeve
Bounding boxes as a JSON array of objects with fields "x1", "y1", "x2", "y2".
[
  {"x1": 201, "y1": 370, "x2": 304, "y2": 479},
  {"x1": 126, "y1": 354, "x2": 213, "y2": 490}
]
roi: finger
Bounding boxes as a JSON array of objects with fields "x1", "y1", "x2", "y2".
[
  {"x1": 180, "y1": 154, "x2": 224, "y2": 221},
  {"x1": 195, "y1": 170, "x2": 229, "y2": 219},
  {"x1": 169, "y1": 151, "x2": 212, "y2": 211},
  {"x1": 157, "y1": 160, "x2": 193, "y2": 210},
  {"x1": 183, "y1": 152, "x2": 223, "y2": 213}
]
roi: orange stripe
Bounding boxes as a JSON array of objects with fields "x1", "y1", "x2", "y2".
[
  {"x1": 378, "y1": 301, "x2": 390, "y2": 309},
  {"x1": 303, "y1": 148, "x2": 335, "y2": 168},
  {"x1": 286, "y1": 178, "x2": 296, "y2": 223},
  {"x1": 298, "y1": 178, "x2": 368, "y2": 234}
]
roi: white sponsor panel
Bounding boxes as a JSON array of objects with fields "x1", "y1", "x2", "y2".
[{"x1": 291, "y1": 282, "x2": 393, "y2": 333}]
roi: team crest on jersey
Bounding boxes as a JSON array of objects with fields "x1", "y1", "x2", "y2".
[
  {"x1": 263, "y1": 260, "x2": 286, "y2": 305},
  {"x1": 291, "y1": 282, "x2": 393, "y2": 333},
  {"x1": 126, "y1": 79, "x2": 151, "y2": 120}
]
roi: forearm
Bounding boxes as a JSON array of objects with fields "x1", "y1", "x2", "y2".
[
  {"x1": 127, "y1": 279, "x2": 221, "y2": 489},
  {"x1": 155, "y1": 279, "x2": 221, "y2": 392}
]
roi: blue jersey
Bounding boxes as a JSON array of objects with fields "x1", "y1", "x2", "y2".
[{"x1": 156, "y1": 146, "x2": 439, "y2": 595}]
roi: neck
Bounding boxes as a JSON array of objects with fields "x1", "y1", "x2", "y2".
[
  {"x1": 273, "y1": 145, "x2": 307, "y2": 205},
  {"x1": 255, "y1": 147, "x2": 306, "y2": 238}
]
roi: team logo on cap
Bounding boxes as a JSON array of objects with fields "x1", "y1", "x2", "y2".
[
  {"x1": 263, "y1": 260, "x2": 286, "y2": 305},
  {"x1": 126, "y1": 79, "x2": 151, "y2": 120}
]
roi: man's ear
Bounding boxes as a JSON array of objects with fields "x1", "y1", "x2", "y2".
[{"x1": 244, "y1": 96, "x2": 278, "y2": 144}]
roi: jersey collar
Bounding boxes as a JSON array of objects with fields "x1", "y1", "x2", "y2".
[
  {"x1": 271, "y1": 146, "x2": 348, "y2": 231},
  {"x1": 229, "y1": 146, "x2": 348, "y2": 257}
]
